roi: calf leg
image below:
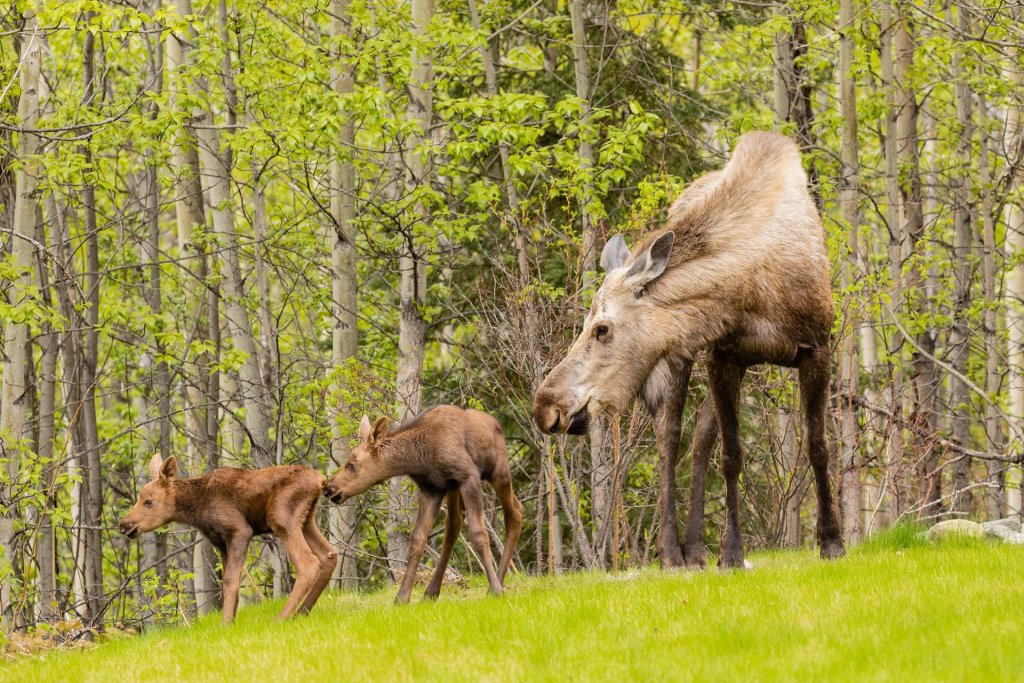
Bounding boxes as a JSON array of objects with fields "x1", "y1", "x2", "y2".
[
  {"x1": 270, "y1": 513, "x2": 323, "y2": 620},
  {"x1": 799, "y1": 347, "x2": 847, "y2": 559},
  {"x1": 219, "y1": 533, "x2": 252, "y2": 625},
  {"x1": 460, "y1": 478, "x2": 503, "y2": 596},
  {"x1": 298, "y1": 505, "x2": 338, "y2": 614},
  {"x1": 709, "y1": 351, "x2": 747, "y2": 569},
  {"x1": 490, "y1": 467, "x2": 523, "y2": 585},
  {"x1": 396, "y1": 491, "x2": 443, "y2": 604},
  {"x1": 424, "y1": 491, "x2": 462, "y2": 600},
  {"x1": 681, "y1": 395, "x2": 718, "y2": 569},
  {"x1": 642, "y1": 356, "x2": 692, "y2": 569}
]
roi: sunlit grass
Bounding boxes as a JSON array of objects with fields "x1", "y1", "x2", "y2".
[{"x1": 5, "y1": 534, "x2": 1023, "y2": 682}]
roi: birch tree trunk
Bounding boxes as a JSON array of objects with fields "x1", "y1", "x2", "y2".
[
  {"x1": 836, "y1": 0, "x2": 862, "y2": 542},
  {"x1": 390, "y1": 0, "x2": 435, "y2": 575},
  {"x1": 1003, "y1": 15, "x2": 1024, "y2": 519},
  {"x1": 948, "y1": 3, "x2": 975, "y2": 514},
  {"x1": 34, "y1": 210, "x2": 60, "y2": 621},
  {"x1": 1, "y1": 10, "x2": 42, "y2": 626},
  {"x1": 329, "y1": 0, "x2": 360, "y2": 589},
  {"x1": 879, "y1": 1, "x2": 905, "y2": 518},
  {"x1": 977, "y1": 94, "x2": 1004, "y2": 518},
  {"x1": 569, "y1": 0, "x2": 612, "y2": 567},
  {"x1": 78, "y1": 20, "x2": 105, "y2": 625}
]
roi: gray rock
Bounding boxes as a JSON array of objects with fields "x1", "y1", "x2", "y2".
[
  {"x1": 984, "y1": 524, "x2": 1017, "y2": 541},
  {"x1": 926, "y1": 519, "x2": 984, "y2": 541},
  {"x1": 1005, "y1": 532, "x2": 1024, "y2": 546},
  {"x1": 982, "y1": 517, "x2": 1022, "y2": 533}
]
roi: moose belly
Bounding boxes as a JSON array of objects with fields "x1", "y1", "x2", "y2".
[{"x1": 410, "y1": 473, "x2": 462, "y2": 495}]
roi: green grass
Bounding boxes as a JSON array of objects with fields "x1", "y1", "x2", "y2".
[{"x1": 5, "y1": 537, "x2": 1023, "y2": 682}]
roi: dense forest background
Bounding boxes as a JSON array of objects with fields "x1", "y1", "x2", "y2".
[{"x1": 1, "y1": 0, "x2": 1023, "y2": 631}]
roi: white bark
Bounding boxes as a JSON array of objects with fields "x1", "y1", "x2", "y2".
[{"x1": 1, "y1": 9, "x2": 42, "y2": 625}]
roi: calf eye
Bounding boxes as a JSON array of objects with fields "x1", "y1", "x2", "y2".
[
  {"x1": 144, "y1": 499, "x2": 154, "y2": 508},
  {"x1": 345, "y1": 463, "x2": 355, "y2": 473},
  {"x1": 595, "y1": 324, "x2": 610, "y2": 341}
]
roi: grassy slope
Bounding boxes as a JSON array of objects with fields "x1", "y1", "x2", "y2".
[{"x1": 6, "y1": 535, "x2": 1023, "y2": 682}]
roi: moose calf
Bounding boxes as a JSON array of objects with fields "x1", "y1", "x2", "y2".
[
  {"x1": 119, "y1": 454, "x2": 337, "y2": 624},
  {"x1": 324, "y1": 405, "x2": 523, "y2": 603}
]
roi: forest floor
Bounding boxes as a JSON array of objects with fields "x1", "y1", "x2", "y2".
[{"x1": 4, "y1": 528, "x2": 1022, "y2": 682}]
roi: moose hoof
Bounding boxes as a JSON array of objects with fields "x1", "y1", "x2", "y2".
[
  {"x1": 681, "y1": 544, "x2": 707, "y2": 571},
  {"x1": 820, "y1": 539, "x2": 846, "y2": 560},
  {"x1": 660, "y1": 548, "x2": 686, "y2": 571},
  {"x1": 717, "y1": 545, "x2": 746, "y2": 570},
  {"x1": 394, "y1": 593, "x2": 411, "y2": 606},
  {"x1": 422, "y1": 588, "x2": 440, "y2": 601}
]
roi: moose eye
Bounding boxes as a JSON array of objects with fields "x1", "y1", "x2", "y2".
[
  {"x1": 595, "y1": 324, "x2": 610, "y2": 342},
  {"x1": 345, "y1": 463, "x2": 356, "y2": 473},
  {"x1": 143, "y1": 499, "x2": 154, "y2": 508}
]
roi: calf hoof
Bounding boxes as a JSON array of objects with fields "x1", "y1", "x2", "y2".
[
  {"x1": 422, "y1": 587, "x2": 441, "y2": 601},
  {"x1": 394, "y1": 593, "x2": 412, "y2": 606},
  {"x1": 488, "y1": 586, "x2": 504, "y2": 598},
  {"x1": 820, "y1": 539, "x2": 847, "y2": 560}
]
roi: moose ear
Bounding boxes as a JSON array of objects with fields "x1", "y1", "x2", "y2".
[
  {"x1": 160, "y1": 455, "x2": 178, "y2": 480},
  {"x1": 370, "y1": 416, "x2": 389, "y2": 448},
  {"x1": 358, "y1": 415, "x2": 372, "y2": 442},
  {"x1": 147, "y1": 453, "x2": 163, "y2": 481},
  {"x1": 625, "y1": 231, "x2": 674, "y2": 287},
  {"x1": 600, "y1": 235, "x2": 631, "y2": 272}
]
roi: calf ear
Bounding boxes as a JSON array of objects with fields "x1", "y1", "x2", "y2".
[
  {"x1": 625, "y1": 231, "x2": 674, "y2": 287},
  {"x1": 358, "y1": 415, "x2": 372, "y2": 442},
  {"x1": 147, "y1": 453, "x2": 163, "y2": 481},
  {"x1": 370, "y1": 416, "x2": 389, "y2": 448},
  {"x1": 600, "y1": 235, "x2": 631, "y2": 272},
  {"x1": 160, "y1": 455, "x2": 178, "y2": 480}
]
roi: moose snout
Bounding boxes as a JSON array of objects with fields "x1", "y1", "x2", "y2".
[
  {"x1": 119, "y1": 518, "x2": 140, "y2": 538},
  {"x1": 323, "y1": 481, "x2": 346, "y2": 505},
  {"x1": 533, "y1": 389, "x2": 590, "y2": 435}
]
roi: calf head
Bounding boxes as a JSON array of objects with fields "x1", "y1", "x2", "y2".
[
  {"x1": 324, "y1": 416, "x2": 391, "y2": 504},
  {"x1": 119, "y1": 454, "x2": 179, "y2": 539},
  {"x1": 534, "y1": 231, "x2": 676, "y2": 435}
]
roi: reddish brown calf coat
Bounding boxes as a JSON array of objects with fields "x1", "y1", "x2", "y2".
[
  {"x1": 120, "y1": 455, "x2": 337, "y2": 623},
  {"x1": 324, "y1": 405, "x2": 523, "y2": 603}
]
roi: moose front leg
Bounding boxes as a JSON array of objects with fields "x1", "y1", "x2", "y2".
[
  {"x1": 396, "y1": 491, "x2": 443, "y2": 604},
  {"x1": 643, "y1": 357, "x2": 692, "y2": 570},
  {"x1": 681, "y1": 396, "x2": 718, "y2": 569},
  {"x1": 219, "y1": 532, "x2": 252, "y2": 625},
  {"x1": 709, "y1": 351, "x2": 747, "y2": 569}
]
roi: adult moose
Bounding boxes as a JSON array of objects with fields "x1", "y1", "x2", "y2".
[{"x1": 533, "y1": 131, "x2": 845, "y2": 569}]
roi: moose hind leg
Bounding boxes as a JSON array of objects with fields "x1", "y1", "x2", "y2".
[
  {"x1": 490, "y1": 468, "x2": 523, "y2": 585},
  {"x1": 709, "y1": 352, "x2": 747, "y2": 569},
  {"x1": 396, "y1": 491, "x2": 443, "y2": 604},
  {"x1": 271, "y1": 512, "x2": 322, "y2": 620},
  {"x1": 424, "y1": 491, "x2": 462, "y2": 600},
  {"x1": 799, "y1": 348, "x2": 847, "y2": 559},
  {"x1": 461, "y1": 479, "x2": 503, "y2": 596},
  {"x1": 299, "y1": 503, "x2": 338, "y2": 614}
]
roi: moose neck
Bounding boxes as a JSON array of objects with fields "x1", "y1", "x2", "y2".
[
  {"x1": 171, "y1": 476, "x2": 211, "y2": 529},
  {"x1": 376, "y1": 434, "x2": 421, "y2": 480}
]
